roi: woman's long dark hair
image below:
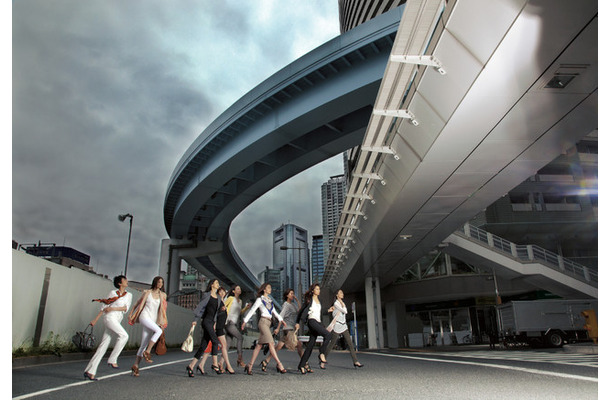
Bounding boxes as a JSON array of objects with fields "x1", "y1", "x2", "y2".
[
  {"x1": 283, "y1": 288, "x2": 294, "y2": 302},
  {"x1": 206, "y1": 279, "x2": 219, "y2": 292},
  {"x1": 229, "y1": 284, "x2": 240, "y2": 297},
  {"x1": 257, "y1": 282, "x2": 271, "y2": 297},
  {"x1": 151, "y1": 276, "x2": 165, "y2": 292},
  {"x1": 304, "y1": 283, "x2": 320, "y2": 302}
]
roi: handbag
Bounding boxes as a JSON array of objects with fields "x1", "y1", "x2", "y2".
[
  {"x1": 155, "y1": 331, "x2": 167, "y2": 355},
  {"x1": 181, "y1": 325, "x2": 195, "y2": 352},
  {"x1": 284, "y1": 330, "x2": 298, "y2": 351},
  {"x1": 71, "y1": 324, "x2": 96, "y2": 351},
  {"x1": 204, "y1": 340, "x2": 222, "y2": 354}
]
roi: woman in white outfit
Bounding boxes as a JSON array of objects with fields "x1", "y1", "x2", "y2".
[
  {"x1": 129, "y1": 276, "x2": 167, "y2": 377},
  {"x1": 223, "y1": 284, "x2": 250, "y2": 367},
  {"x1": 83, "y1": 275, "x2": 132, "y2": 380},
  {"x1": 323, "y1": 289, "x2": 363, "y2": 368}
]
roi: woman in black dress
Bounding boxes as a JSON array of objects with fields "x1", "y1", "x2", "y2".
[{"x1": 186, "y1": 279, "x2": 222, "y2": 377}]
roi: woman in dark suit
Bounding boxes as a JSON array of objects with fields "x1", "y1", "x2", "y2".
[{"x1": 296, "y1": 283, "x2": 331, "y2": 374}]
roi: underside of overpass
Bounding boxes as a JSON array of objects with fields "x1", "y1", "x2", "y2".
[{"x1": 163, "y1": 0, "x2": 597, "y2": 347}]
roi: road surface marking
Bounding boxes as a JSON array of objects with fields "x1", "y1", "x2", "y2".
[{"x1": 369, "y1": 351, "x2": 598, "y2": 382}]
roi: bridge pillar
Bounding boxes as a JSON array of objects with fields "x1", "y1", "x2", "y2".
[
  {"x1": 385, "y1": 301, "x2": 407, "y2": 348},
  {"x1": 364, "y1": 276, "x2": 384, "y2": 349},
  {"x1": 159, "y1": 238, "x2": 198, "y2": 304}
]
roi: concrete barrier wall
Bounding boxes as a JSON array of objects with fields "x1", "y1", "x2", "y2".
[{"x1": 12, "y1": 250, "x2": 200, "y2": 351}]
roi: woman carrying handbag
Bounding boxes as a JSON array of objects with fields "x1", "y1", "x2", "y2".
[
  {"x1": 128, "y1": 276, "x2": 168, "y2": 377},
  {"x1": 83, "y1": 275, "x2": 132, "y2": 380}
]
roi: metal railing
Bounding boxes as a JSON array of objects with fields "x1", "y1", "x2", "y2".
[{"x1": 456, "y1": 224, "x2": 597, "y2": 286}]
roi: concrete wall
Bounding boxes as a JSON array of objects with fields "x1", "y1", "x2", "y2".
[{"x1": 12, "y1": 250, "x2": 199, "y2": 351}]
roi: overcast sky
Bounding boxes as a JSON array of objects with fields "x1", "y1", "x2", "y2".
[{"x1": 12, "y1": 0, "x2": 343, "y2": 283}]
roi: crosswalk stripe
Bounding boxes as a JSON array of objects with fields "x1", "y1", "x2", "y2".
[{"x1": 410, "y1": 351, "x2": 598, "y2": 367}]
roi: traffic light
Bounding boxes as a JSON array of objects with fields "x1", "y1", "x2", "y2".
[{"x1": 581, "y1": 309, "x2": 598, "y2": 344}]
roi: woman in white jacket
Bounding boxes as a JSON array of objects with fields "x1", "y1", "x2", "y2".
[{"x1": 323, "y1": 289, "x2": 363, "y2": 368}]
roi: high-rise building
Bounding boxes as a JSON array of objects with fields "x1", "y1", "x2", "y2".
[
  {"x1": 311, "y1": 234, "x2": 325, "y2": 284},
  {"x1": 273, "y1": 223, "x2": 310, "y2": 299},
  {"x1": 321, "y1": 174, "x2": 347, "y2": 265},
  {"x1": 257, "y1": 266, "x2": 282, "y2": 303},
  {"x1": 339, "y1": 0, "x2": 407, "y2": 33}
]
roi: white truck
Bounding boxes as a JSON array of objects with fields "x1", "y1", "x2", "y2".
[{"x1": 498, "y1": 299, "x2": 597, "y2": 348}]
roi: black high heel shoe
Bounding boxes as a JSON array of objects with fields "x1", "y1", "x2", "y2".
[
  {"x1": 353, "y1": 362, "x2": 364, "y2": 368},
  {"x1": 186, "y1": 366, "x2": 194, "y2": 378},
  {"x1": 244, "y1": 364, "x2": 253, "y2": 375},
  {"x1": 318, "y1": 354, "x2": 327, "y2": 369},
  {"x1": 260, "y1": 360, "x2": 268, "y2": 372},
  {"x1": 83, "y1": 372, "x2": 98, "y2": 381},
  {"x1": 197, "y1": 365, "x2": 205, "y2": 375},
  {"x1": 276, "y1": 364, "x2": 287, "y2": 374},
  {"x1": 305, "y1": 363, "x2": 314, "y2": 373},
  {"x1": 299, "y1": 366, "x2": 307, "y2": 375},
  {"x1": 211, "y1": 364, "x2": 222, "y2": 374}
]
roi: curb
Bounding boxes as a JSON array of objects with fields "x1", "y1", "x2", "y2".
[{"x1": 12, "y1": 347, "x2": 183, "y2": 369}]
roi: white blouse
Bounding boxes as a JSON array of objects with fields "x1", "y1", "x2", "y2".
[
  {"x1": 243, "y1": 296, "x2": 283, "y2": 324},
  {"x1": 101, "y1": 290, "x2": 132, "y2": 321},
  {"x1": 331, "y1": 299, "x2": 349, "y2": 334},
  {"x1": 308, "y1": 300, "x2": 322, "y2": 322},
  {"x1": 226, "y1": 297, "x2": 242, "y2": 324},
  {"x1": 139, "y1": 293, "x2": 160, "y2": 322}
]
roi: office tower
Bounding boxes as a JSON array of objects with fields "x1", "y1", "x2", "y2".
[
  {"x1": 311, "y1": 234, "x2": 324, "y2": 284},
  {"x1": 273, "y1": 223, "x2": 310, "y2": 299},
  {"x1": 321, "y1": 174, "x2": 347, "y2": 265}
]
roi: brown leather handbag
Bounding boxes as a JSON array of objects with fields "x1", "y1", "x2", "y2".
[{"x1": 155, "y1": 331, "x2": 167, "y2": 355}]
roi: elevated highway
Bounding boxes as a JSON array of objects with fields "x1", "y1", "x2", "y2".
[
  {"x1": 162, "y1": 8, "x2": 405, "y2": 295},
  {"x1": 163, "y1": 0, "x2": 597, "y2": 347}
]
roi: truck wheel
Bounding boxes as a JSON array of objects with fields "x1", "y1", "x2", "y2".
[{"x1": 546, "y1": 332, "x2": 564, "y2": 348}]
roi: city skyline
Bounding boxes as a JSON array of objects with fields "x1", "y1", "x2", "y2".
[{"x1": 12, "y1": 1, "x2": 342, "y2": 283}]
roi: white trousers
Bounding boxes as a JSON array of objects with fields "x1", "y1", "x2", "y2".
[
  {"x1": 84, "y1": 314, "x2": 129, "y2": 376},
  {"x1": 136, "y1": 317, "x2": 162, "y2": 356}
]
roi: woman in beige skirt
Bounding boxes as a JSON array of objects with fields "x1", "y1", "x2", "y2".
[{"x1": 241, "y1": 282, "x2": 287, "y2": 374}]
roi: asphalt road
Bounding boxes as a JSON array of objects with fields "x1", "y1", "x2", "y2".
[{"x1": 12, "y1": 347, "x2": 598, "y2": 399}]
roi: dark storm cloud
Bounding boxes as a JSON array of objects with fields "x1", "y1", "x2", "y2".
[{"x1": 13, "y1": 0, "x2": 340, "y2": 283}]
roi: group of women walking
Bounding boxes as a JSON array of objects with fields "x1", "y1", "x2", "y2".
[
  {"x1": 188, "y1": 280, "x2": 363, "y2": 376},
  {"x1": 83, "y1": 275, "x2": 361, "y2": 381}
]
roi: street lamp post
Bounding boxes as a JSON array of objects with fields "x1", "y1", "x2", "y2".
[{"x1": 118, "y1": 213, "x2": 133, "y2": 277}]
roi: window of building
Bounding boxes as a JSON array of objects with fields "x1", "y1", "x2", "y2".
[
  {"x1": 509, "y1": 193, "x2": 529, "y2": 204},
  {"x1": 420, "y1": 251, "x2": 446, "y2": 279},
  {"x1": 450, "y1": 257, "x2": 478, "y2": 275}
]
